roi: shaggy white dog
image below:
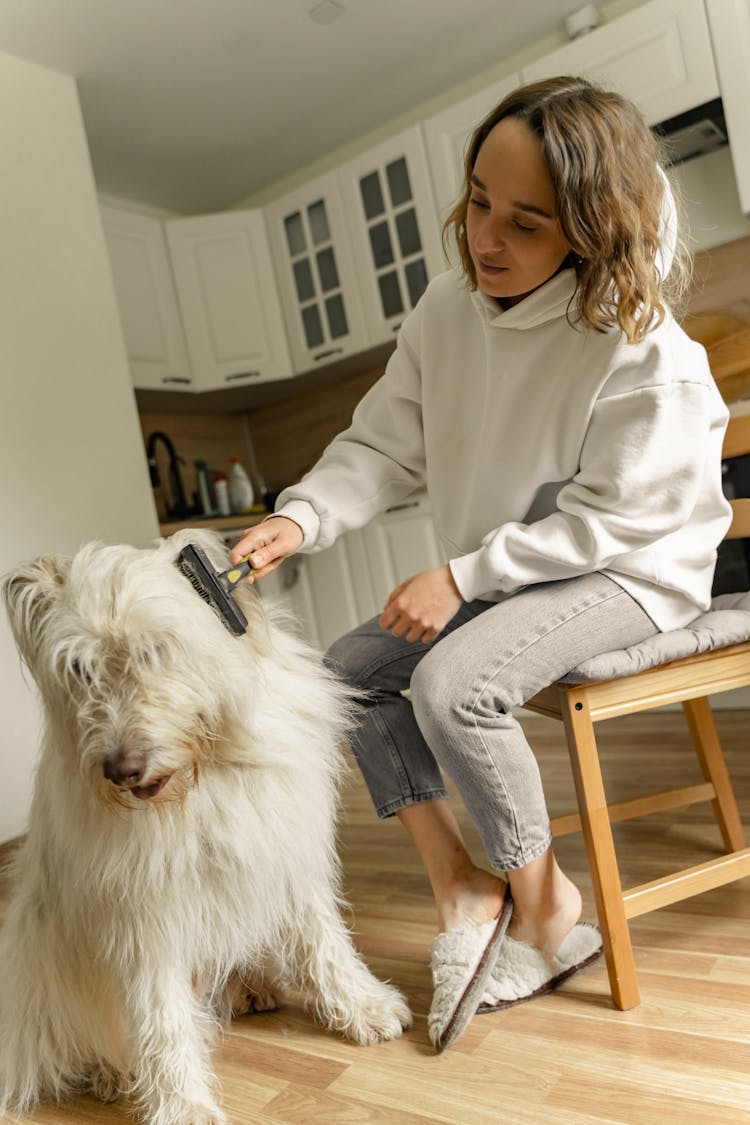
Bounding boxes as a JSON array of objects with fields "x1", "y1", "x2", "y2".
[{"x1": 0, "y1": 529, "x2": 410, "y2": 1124}]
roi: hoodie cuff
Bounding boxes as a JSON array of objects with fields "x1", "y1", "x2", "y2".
[
  {"x1": 449, "y1": 548, "x2": 498, "y2": 602},
  {"x1": 271, "y1": 500, "x2": 321, "y2": 550}
]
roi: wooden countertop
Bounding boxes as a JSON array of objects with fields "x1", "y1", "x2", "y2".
[{"x1": 159, "y1": 510, "x2": 267, "y2": 536}]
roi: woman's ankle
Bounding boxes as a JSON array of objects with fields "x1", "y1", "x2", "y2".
[
  {"x1": 436, "y1": 867, "x2": 507, "y2": 934},
  {"x1": 506, "y1": 856, "x2": 582, "y2": 957}
]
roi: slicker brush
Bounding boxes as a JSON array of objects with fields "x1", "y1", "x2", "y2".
[{"x1": 177, "y1": 543, "x2": 253, "y2": 636}]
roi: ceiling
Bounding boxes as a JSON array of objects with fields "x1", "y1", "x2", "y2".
[{"x1": 0, "y1": 0, "x2": 596, "y2": 214}]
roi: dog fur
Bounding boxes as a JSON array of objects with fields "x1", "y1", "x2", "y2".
[{"x1": 0, "y1": 529, "x2": 411, "y2": 1124}]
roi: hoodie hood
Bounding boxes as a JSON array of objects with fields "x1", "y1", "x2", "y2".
[{"x1": 470, "y1": 268, "x2": 579, "y2": 331}]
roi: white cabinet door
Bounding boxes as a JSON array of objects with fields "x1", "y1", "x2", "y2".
[
  {"x1": 264, "y1": 172, "x2": 369, "y2": 373},
  {"x1": 258, "y1": 530, "x2": 378, "y2": 652},
  {"x1": 362, "y1": 496, "x2": 447, "y2": 609},
  {"x1": 256, "y1": 555, "x2": 322, "y2": 649},
  {"x1": 338, "y1": 126, "x2": 444, "y2": 345},
  {"x1": 521, "y1": 0, "x2": 719, "y2": 125},
  {"x1": 705, "y1": 0, "x2": 750, "y2": 215},
  {"x1": 166, "y1": 210, "x2": 292, "y2": 391},
  {"x1": 423, "y1": 74, "x2": 520, "y2": 230},
  {"x1": 100, "y1": 204, "x2": 192, "y2": 391},
  {"x1": 259, "y1": 499, "x2": 445, "y2": 651},
  {"x1": 303, "y1": 531, "x2": 380, "y2": 651}
]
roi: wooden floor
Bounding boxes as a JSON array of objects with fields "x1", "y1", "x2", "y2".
[{"x1": 2, "y1": 710, "x2": 749, "y2": 1125}]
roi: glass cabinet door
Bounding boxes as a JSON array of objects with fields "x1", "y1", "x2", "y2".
[
  {"x1": 284, "y1": 198, "x2": 349, "y2": 353},
  {"x1": 265, "y1": 173, "x2": 368, "y2": 373},
  {"x1": 358, "y1": 156, "x2": 431, "y2": 322},
  {"x1": 338, "y1": 126, "x2": 445, "y2": 344}
]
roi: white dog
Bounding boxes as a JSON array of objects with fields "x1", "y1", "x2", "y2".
[{"x1": 0, "y1": 529, "x2": 411, "y2": 1124}]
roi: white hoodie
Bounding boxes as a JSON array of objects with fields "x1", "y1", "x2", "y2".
[{"x1": 276, "y1": 267, "x2": 731, "y2": 631}]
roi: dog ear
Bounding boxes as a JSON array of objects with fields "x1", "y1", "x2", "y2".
[{"x1": 2, "y1": 555, "x2": 71, "y2": 667}]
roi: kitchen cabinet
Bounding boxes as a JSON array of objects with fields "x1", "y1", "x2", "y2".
[
  {"x1": 166, "y1": 210, "x2": 292, "y2": 391},
  {"x1": 258, "y1": 495, "x2": 444, "y2": 653},
  {"x1": 264, "y1": 172, "x2": 369, "y2": 373},
  {"x1": 337, "y1": 126, "x2": 445, "y2": 344},
  {"x1": 422, "y1": 73, "x2": 520, "y2": 230},
  {"x1": 520, "y1": 0, "x2": 719, "y2": 125},
  {"x1": 361, "y1": 495, "x2": 447, "y2": 609},
  {"x1": 100, "y1": 203, "x2": 192, "y2": 390},
  {"x1": 258, "y1": 529, "x2": 377, "y2": 651},
  {"x1": 705, "y1": 0, "x2": 750, "y2": 215}
]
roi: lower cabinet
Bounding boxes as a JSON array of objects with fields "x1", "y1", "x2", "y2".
[{"x1": 258, "y1": 494, "x2": 445, "y2": 652}]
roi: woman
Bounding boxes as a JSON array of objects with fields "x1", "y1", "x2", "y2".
[{"x1": 231, "y1": 76, "x2": 731, "y2": 1050}]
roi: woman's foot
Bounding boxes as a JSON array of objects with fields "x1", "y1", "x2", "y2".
[
  {"x1": 507, "y1": 860, "x2": 582, "y2": 958},
  {"x1": 436, "y1": 865, "x2": 508, "y2": 934}
]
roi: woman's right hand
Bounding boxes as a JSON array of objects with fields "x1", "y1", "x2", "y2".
[{"x1": 229, "y1": 515, "x2": 304, "y2": 582}]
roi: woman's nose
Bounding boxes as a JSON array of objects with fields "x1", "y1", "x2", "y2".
[{"x1": 474, "y1": 218, "x2": 505, "y2": 253}]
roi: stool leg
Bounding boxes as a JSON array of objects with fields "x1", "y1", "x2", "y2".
[
  {"x1": 683, "y1": 697, "x2": 747, "y2": 853},
  {"x1": 561, "y1": 688, "x2": 640, "y2": 1011}
]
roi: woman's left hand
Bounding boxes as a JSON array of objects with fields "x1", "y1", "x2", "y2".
[{"x1": 379, "y1": 565, "x2": 463, "y2": 644}]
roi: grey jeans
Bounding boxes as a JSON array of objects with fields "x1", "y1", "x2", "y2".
[{"x1": 326, "y1": 572, "x2": 658, "y2": 871}]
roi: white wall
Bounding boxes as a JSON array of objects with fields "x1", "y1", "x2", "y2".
[{"x1": 0, "y1": 49, "x2": 160, "y2": 843}]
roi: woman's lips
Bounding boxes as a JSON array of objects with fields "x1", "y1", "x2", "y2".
[{"x1": 478, "y1": 260, "x2": 507, "y2": 274}]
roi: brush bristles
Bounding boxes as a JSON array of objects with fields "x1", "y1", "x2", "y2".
[{"x1": 177, "y1": 546, "x2": 247, "y2": 637}]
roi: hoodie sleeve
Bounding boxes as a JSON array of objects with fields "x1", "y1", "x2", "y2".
[
  {"x1": 449, "y1": 375, "x2": 728, "y2": 602},
  {"x1": 273, "y1": 306, "x2": 427, "y2": 552}
]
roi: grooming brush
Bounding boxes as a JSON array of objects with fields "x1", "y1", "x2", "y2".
[{"x1": 177, "y1": 543, "x2": 253, "y2": 636}]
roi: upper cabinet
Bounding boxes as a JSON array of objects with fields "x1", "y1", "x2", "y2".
[
  {"x1": 264, "y1": 172, "x2": 369, "y2": 373},
  {"x1": 422, "y1": 74, "x2": 520, "y2": 235},
  {"x1": 336, "y1": 126, "x2": 445, "y2": 343},
  {"x1": 705, "y1": 0, "x2": 750, "y2": 215},
  {"x1": 521, "y1": 0, "x2": 719, "y2": 125},
  {"x1": 100, "y1": 204, "x2": 192, "y2": 391},
  {"x1": 166, "y1": 210, "x2": 292, "y2": 391}
]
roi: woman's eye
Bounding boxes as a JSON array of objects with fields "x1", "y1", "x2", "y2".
[
  {"x1": 513, "y1": 220, "x2": 537, "y2": 233},
  {"x1": 469, "y1": 196, "x2": 489, "y2": 210}
]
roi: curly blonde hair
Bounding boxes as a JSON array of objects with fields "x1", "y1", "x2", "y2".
[{"x1": 444, "y1": 76, "x2": 691, "y2": 344}]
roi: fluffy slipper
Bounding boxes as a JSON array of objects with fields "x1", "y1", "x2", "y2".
[
  {"x1": 427, "y1": 883, "x2": 512, "y2": 1051},
  {"x1": 477, "y1": 921, "x2": 603, "y2": 1012}
]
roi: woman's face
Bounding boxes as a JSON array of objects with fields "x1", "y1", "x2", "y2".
[{"x1": 466, "y1": 116, "x2": 573, "y2": 307}]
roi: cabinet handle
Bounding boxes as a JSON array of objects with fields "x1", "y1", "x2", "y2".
[
  {"x1": 161, "y1": 376, "x2": 191, "y2": 385},
  {"x1": 225, "y1": 371, "x2": 261, "y2": 382},
  {"x1": 385, "y1": 500, "x2": 420, "y2": 513},
  {"x1": 282, "y1": 555, "x2": 303, "y2": 590},
  {"x1": 313, "y1": 347, "x2": 344, "y2": 362}
]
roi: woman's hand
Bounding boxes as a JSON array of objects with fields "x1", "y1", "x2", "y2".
[
  {"x1": 229, "y1": 516, "x2": 304, "y2": 582},
  {"x1": 379, "y1": 565, "x2": 463, "y2": 644}
]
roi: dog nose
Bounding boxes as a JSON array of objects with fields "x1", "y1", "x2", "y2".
[{"x1": 103, "y1": 747, "x2": 147, "y2": 787}]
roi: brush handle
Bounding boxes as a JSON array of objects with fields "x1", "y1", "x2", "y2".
[{"x1": 221, "y1": 557, "x2": 254, "y2": 589}]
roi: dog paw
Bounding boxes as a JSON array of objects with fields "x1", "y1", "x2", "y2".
[
  {"x1": 85, "y1": 1063, "x2": 125, "y2": 1103},
  {"x1": 224, "y1": 970, "x2": 281, "y2": 1018},
  {"x1": 344, "y1": 979, "x2": 413, "y2": 1045}
]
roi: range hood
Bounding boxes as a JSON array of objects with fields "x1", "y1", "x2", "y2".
[{"x1": 653, "y1": 97, "x2": 728, "y2": 166}]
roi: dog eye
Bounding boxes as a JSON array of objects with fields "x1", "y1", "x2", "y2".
[{"x1": 69, "y1": 659, "x2": 92, "y2": 684}]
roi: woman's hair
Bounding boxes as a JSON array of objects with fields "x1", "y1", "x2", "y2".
[{"x1": 444, "y1": 75, "x2": 691, "y2": 344}]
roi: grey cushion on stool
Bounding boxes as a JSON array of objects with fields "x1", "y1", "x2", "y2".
[{"x1": 561, "y1": 591, "x2": 750, "y2": 684}]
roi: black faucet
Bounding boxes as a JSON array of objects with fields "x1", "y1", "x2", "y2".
[{"x1": 146, "y1": 431, "x2": 195, "y2": 520}]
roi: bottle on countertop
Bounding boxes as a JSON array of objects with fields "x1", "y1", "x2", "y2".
[
  {"x1": 213, "y1": 472, "x2": 231, "y2": 516},
  {"x1": 194, "y1": 459, "x2": 216, "y2": 516},
  {"x1": 228, "y1": 458, "x2": 255, "y2": 514}
]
